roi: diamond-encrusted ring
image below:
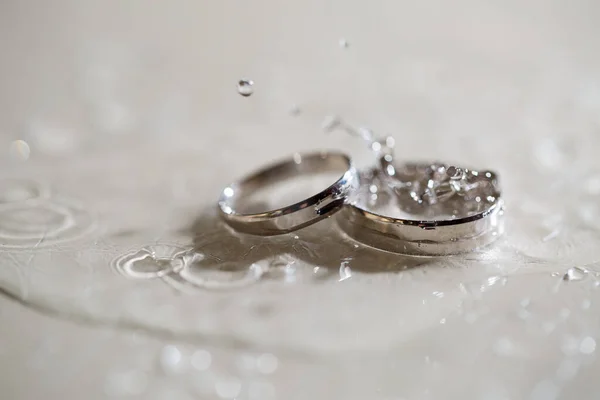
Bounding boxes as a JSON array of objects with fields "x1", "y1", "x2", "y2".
[
  {"x1": 218, "y1": 151, "x2": 358, "y2": 235},
  {"x1": 338, "y1": 138, "x2": 505, "y2": 256}
]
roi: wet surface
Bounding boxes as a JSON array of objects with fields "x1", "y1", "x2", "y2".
[{"x1": 3, "y1": 0, "x2": 600, "y2": 399}]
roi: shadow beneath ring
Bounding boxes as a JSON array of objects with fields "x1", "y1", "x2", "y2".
[{"x1": 181, "y1": 207, "x2": 440, "y2": 280}]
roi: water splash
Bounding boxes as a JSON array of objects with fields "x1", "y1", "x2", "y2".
[{"x1": 112, "y1": 244, "x2": 191, "y2": 279}]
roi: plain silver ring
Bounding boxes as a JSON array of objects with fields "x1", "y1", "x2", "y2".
[
  {"x1": 218, "y1": 151, "x2": 357, "y2": 236},
  {"x1": 338, "y1": 167, "x2": 505, "y2": 256}
]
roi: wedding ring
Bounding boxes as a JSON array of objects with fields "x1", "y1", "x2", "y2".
[
  {"x1": 338, "y1": 165, "x2": 505, "y2": 256},
  {"x1": 218, "y1": 151, "x2": 357, "y2": 235}
]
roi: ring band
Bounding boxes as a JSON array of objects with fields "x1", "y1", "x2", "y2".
[
  {"x1": 218, "y1": 151, "x2": 357, "y2": 235},
  {"x1": 339, "y1": 167, "x2": 505, "y2": 256}
]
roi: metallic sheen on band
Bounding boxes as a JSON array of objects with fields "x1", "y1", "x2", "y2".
[
  {"x1": 338, "y1": 167, "x2": 505, "y2": 256},
  {"x1": 218, "y1": 151, "x2": 357, "y2": 235}
]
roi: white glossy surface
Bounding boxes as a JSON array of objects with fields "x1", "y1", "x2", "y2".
[{"x1": 2, "y1": 1, "x2": 600, "y2": 399}]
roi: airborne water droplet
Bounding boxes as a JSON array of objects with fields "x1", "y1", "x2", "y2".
[{"x1": 237, "y1": 79, "x2": 254, "y2": 97}]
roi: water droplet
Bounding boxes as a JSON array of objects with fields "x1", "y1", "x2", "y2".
[
  {"x1": 191, "y1": 349, "x2": 212, "y2": 371},
  {"x1": 289, "y1": 104, "x2": 301, "y2": 116},
  {"x1": 237, "y1": 79, "x2": 254, "y2": 97},
  {"x1": 113, "y1": 244, "x2": 191, "y2": 279},
  {"x1": 9, "y1": 140, "x2": 30, "y2": 161},
  {"x1": 338, "y1": 261, "x2": 352, "y2": 282},
  {"x1": 215, "y1": 377, "x2": 242, "y2": 399},
  {"x1": 386, "y1": 164, "x2": 395, "y2": 176},
  {"x1": 559, "y1": 308, "x2": 571, "y2": 320},
  {"x1": 370, "y1": 137, "x2": 395, "y2": 157},
  {"x1": 446, "y1": 166, "x2": 461, "y2": 179},
  {"x1": 339, "y1": 38, "x2": 349, "y2": 48},
  {"x1": 520, "y1": 298, "x2": 531, "y2": 308},
  {"x1": 562, "y1": 266, "x2": 588, "y2": 281},
  {"x1": 579, "y1": 336, "x2": 596, "y2": 354},
  {"x1": 439, "y1": 318, "x2": 446, "y2": 324},
  {"x1": 256, "y1": 353, "x2": 278, "y2": 374},
  {"x1": 159, "y1": 345, "x2": 187, "y2": 375}
]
